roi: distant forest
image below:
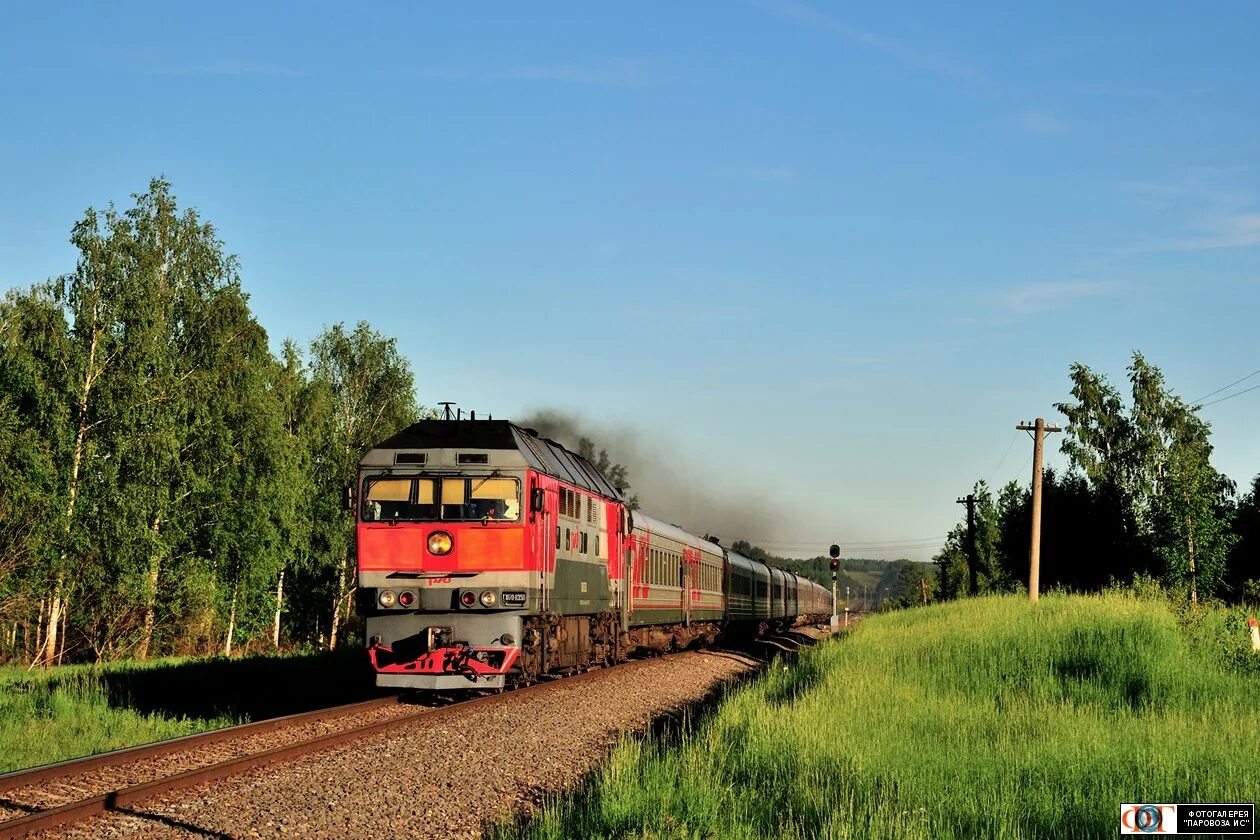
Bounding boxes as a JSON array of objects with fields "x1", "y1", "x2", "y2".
[{"x1": 728, "y1": 542, "x2": 932, "y2": 611}]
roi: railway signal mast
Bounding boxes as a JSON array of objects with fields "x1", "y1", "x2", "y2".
[{"x1": 829, "y1": 544, "x2": 841, "y2": 631}]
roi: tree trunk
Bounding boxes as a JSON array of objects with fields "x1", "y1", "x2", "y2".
[
  {"x1": 224, "y1": 585, "x2": 238, "y2": 657},
  {"x1": 39, "y1": 585, "x2": 62, "y2": 667},
  {"x1": 1186, "y1": 511, "x2": 1198, "y2": 607},
  {"x1": 272, "y1": 569, "x2": 285, "y2": 649},
  {"x1": 57, "y1": 592, "x2": 69, "y2": 665},
  {"x1": 32, "y1": 596, "x2": 46, "y2": 669},
  {"x1": 135, "y1": 516, "x2": 164, "y2": 660},
  {"x1": 328, "y1": 554, "x2": 347, "y2": 651},
  {"x1": 45, "y1": 300, "x2": 103, "y2": 666}
]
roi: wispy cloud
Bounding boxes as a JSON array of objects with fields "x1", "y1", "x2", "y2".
[
  {"x1": 1169, "y1": 214, "x2": 1260, "y2": 251},
  {"x1": 1118, "y1": 171, "x2": 1260, "y2": 251},
  {"x1": 1014, "y1": 108, "x2": 1070, "y2": 134},
  {"x1": 151, "y1": 60, "x2": 303, "y2": 78},
  {"x1": 994, "y1": 280, "x2": 1117, "y2": 316},
  {"x1": 748, "y1": 0, "x2": 989, "y2": 86},
  {"x1": 494, "y1": 60, "x2": 662, "y2": 88}
]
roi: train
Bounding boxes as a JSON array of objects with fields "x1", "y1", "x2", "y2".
[{"x1": 354, "y1": 417, "x2": 833, "y2": 690}]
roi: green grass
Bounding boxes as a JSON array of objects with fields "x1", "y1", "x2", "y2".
[
  {"x1": 494, "y1": 594, "x2": 1260, "y2": 840},
  {"x1": 0, "y1": 648, "x2": 379, "y2": 773},
  {"x1": 0, "y1": 662, "x2": 235, "y2": 773}
]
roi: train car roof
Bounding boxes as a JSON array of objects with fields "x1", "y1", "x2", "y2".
[
  {"x1": 370, "y1": 419, "x2": 623, "y2": 500},
  {"x1": 631, "y1": 512, "x2": 725, "y2": 560}
]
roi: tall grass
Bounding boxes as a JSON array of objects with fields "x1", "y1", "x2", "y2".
[
  {"x1": 495, "y1": 594, "x2": 1260, "y2": 839},
  {"x1": 0, "y1": 663, "x2": 235, "y2": 773},
  {"x1": 0, "y1": 648, "x2": 376, "y2": 773}
]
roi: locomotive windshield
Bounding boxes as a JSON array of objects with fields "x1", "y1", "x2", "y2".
[{"x1": 361, "y1": 476, "x2": 520, "y2": 522}]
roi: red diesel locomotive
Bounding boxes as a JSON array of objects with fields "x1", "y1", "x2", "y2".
[{"x1": 355, "y1": 418, "x2": 831, "y2": 690}]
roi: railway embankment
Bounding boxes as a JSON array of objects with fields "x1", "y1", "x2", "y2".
[{"x1": 495, "y1": 594, "x2": 1260, "y2": 840}]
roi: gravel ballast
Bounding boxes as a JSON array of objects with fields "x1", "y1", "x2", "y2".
[{"x1": 45, "y1": 650, "x2": 759, "y2": 839}]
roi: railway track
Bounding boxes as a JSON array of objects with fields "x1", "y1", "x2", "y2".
[
  {"x1": 0, "y1": 628, "x2": 831, "y2": 839},
  {"x1": 0, "y1": 665, "x2": 657, "y2": 839}
]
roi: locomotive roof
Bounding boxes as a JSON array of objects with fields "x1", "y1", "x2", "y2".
[{"x1": 372, "y1": 419, "x2": 624, "y2": 501}]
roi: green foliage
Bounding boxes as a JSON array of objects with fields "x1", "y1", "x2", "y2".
[
  {"x1": 941, "y1": 353, "x2": 1249, "y2": 606},
  {"x1": 0, "y1": 179, "x2": 424, "y2": 664},
  {"x1": 934, "y1": 480, "x2": 1022, "y2": 600},
  {"x1": 1226, "y1": 475, "x2": 1260, "y2": 597},
  {"x1": 303, "y1": 321, "x2": 418, "y2": 648},
  {"x1": 1055, "y1": 353, "x2": 1236, "y2": 602},
  {"x1": 496, "y1": 594, "x2": 1260, "y2": 840},
  {"x1": 875, "y1": 559, "x2": 935, "y2": 609}
]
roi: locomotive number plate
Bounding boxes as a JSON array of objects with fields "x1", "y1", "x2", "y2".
[{"x1": 501, "y1": 591, "x2": 527, "y2": 607}]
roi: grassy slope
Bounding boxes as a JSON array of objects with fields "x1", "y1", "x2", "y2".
[{"x1": 497, "y1": 594, "x2": 1260, "y2": 840}]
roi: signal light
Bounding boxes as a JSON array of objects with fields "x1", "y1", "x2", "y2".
[
  {"x1": 398, "y1": 590, "x2": 415, "y2": 608},
  {"x1": 460, "y1": 591, "x2": 477, "y2": 607},
  {"x1": 830, "y1": 559, "x2": 839, "y2": 572},
  {"x1": 428, "y1": 531, "x2": 453, "y2": 555}
]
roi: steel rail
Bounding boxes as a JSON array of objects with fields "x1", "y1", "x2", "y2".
[
  {"x1": 0, "y1": 695, "x2": 403, "y2": 796},
  {"x1": 0, "y1": 665, "x2": 632, "y2": 840}
]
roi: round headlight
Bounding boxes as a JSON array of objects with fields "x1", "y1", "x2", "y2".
[
  {"x1": 427, "y1": 531, "x2": 453, "y2": 555},
  {"x1": 479, "y1": 590, "x2": 498, "y2": 607},
  {"x1": 378, "y1": 589, "x2": 397, "y2": 608},
  {"x1": 398, "y1": 590, "x2": 415, "y2": 608},
  {"x1": 460, "y1": 591, "x2": 478, "y2": 607}
]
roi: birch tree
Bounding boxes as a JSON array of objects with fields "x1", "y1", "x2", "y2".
[
  {"x1": 1056, "y1": 353, "x2": 1235, "y2": 602},
  {"x1": 308, "y1": 323, "x2": 416, "y2": 649}
]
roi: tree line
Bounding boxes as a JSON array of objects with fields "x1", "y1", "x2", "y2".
[
  {"x1": 936, "y1": 353, "x2": 1259, "y2": 605},
  {"x1": 0, "y1": 179, "x2": 422, "y2": 665}
]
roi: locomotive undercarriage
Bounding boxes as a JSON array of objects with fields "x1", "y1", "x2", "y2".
[
  {"x1": 371, "y1": 606, "x2": 735, "y2": 690},
  {"x1": 510, "y1": 612, "x2": 723, "y2": 685}
]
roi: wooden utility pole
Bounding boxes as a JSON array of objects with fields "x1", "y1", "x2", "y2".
[
  {"x1": 1017, "y1": 418, "x2": 1061, "y2": 602},
  {"x1": 956, "y1": 494, "x2": 977, "y2": 595}
]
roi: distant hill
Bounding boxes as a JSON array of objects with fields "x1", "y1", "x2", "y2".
[{"x1": 729, "y1": 541, "x2": 933, "y2": 609}]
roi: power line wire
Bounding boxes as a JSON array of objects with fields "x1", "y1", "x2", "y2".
[
  {"x1": 707, "y1": 533, "x2": 945, "y2": 548},
  {"x1": 1192, "y1": 367, "x2": 1260, "y2": 403},
  {"x1": 986, "y1": 431, "x2": 1020, "y2": 484},
  {"x1": 1199, "y1": 381, "x2": 1260, "y2": 408}
]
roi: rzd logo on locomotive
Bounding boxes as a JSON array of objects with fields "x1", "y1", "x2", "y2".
[{"x1": 1120, "y1": 804, "x2": 1175, "y2": 834}]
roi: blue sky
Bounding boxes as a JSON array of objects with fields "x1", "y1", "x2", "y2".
[{"x1": 2, "y1": 2, "x2": 1258, "y2": 561}]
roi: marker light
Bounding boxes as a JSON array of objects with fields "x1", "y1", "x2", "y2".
[
  {"x1": 479, "y1": 590, "x2": 498, "y2": 607},
  {"x1": 427, "y1": 531, "x2": 453, "y2": 555},
  {"x1": 460, "y1": 591, "x2": 478, "y2": 607},
  {"x1": 398, "y1": 590, "x2": 415, "y2": 608},
  {"x1": 378, "y1": 590, "x2": 397, "y2": 608}
]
